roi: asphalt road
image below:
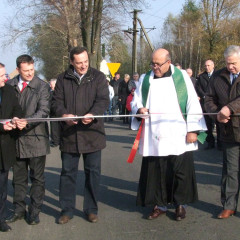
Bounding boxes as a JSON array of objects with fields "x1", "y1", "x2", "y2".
[{"x1": 1, "y1": 119, "x2": 240, "y2": 240}]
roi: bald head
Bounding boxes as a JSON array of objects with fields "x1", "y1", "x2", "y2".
[
  {"x1": 152, "y1": 48, "x2": 171, "y2": 61},
  {"x1": 205, "y1": 60, "x2": 214, "y2": 73},
  {"x1": 151, "y1": 48, "x2": 171, "y2": 77}
]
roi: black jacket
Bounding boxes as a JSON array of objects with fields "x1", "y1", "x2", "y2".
[
  {"x1": 205, "y1": 67, "x2": 240, "y2": 142},
  {"x1": 0, "y1": 84, "x2": 22, "y2": 170},
  {"x1": 7, "y1": 76, "x2": 51, "y2": 158},
  {"x1": 110, "y1": 79, "x2": 120, "y2": 96},
  {"x1": 52, "y1": 66, "x2": 109, "y2": 153},
  {"x1": 195, "y1": 71, "x2": 215, "y2": 111},
  {"x1": 118, "y1": 80, "x2": 131, "y2": 106}
]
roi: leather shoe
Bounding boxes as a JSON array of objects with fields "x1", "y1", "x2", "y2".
[
  {"x1": 28, "y1": 215, "x2": 40, "y2": 225},
  {"x1": 0, "y1": 221, "x2": 12, "y2": 232},
  {"x1": 147, "y1": 206, "x2": 166, "y2": 220},
  {"x1": 6, "y1": 212, "x2": 26, "y2": 223},
  {"x1": 58, "y1": 215, "x2": 72, "y2": 224},
  {"x1": 217, "y1": 209, "x2": 235, "y2": 219},
  {"x1": 176, "y1": 205, "x2": 186, "y2": 221},
  {"x1": 87, "y1": 213, "x2": 98, "y2": 223}
]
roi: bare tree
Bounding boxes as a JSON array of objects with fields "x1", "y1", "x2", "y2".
[
  {"x1": 201, "y1": 0, "x2": 240, "y2": 54},
  {"x1": 2, "y1": 0, "x2": 146, "y2": 70}
]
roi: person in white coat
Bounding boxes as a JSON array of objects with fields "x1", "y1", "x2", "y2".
[{"x1": 131, "y1": 48, "x2": 207, "y2": 221}]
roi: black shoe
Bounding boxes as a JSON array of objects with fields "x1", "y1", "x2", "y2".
[
  {"x1": 28, "y1": 215, "x2": 40, "y2": 225},
  {"x1": 6, "y1": 212, "x2": 26, "y2": 223},
  {"x1": 0, "y1": 221, "x2": 12, "y2": 232},
  {"x1": 176, "y1": 205, "x2": 186, "y2": 221}
]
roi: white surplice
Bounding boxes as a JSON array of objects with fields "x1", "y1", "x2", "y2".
[{"x1": 131, "y1": 64, "x2": 207, "y2": 157}]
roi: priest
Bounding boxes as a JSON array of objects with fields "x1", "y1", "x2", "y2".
[{"x1": 131, "y1": 48, "x2": 207, "y2": 221}]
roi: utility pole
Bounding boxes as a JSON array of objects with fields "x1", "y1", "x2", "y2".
[
  {"x1": 132, "y1": 9, "x2": 141, "y2": 76},
  {"x1": 123, "y1": 10, "x2": 155, "y2": 75},
  {"x1": 139, "y1": 29, "x2": 144, "y2": 74}
]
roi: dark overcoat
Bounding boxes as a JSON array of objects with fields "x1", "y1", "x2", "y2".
[
  {"x1": 205, "y1": 67, "x2": 240, "y2": 143},
  {"x1": 195, "y1": 71, "x2": 215, "y2": 111},
  {"x1": 0, "y1": 84, "x2": 22, "y2": 170},
  {"x1": 51, "y1": 66, "x2": 109, "y2": 154},
  {"x1": 7, "y1": 76, "x2": 51, "y2": 158}
]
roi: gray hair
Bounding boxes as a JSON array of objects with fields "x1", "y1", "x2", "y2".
[{"x1": 224, "y1": 45, "x2": 240, "y2": 59}]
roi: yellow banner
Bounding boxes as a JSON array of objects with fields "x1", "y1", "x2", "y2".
[{"x1": 107, "y1": 63, "x2": 121, "y2": 77}]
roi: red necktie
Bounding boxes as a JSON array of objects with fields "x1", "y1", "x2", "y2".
[{"x1": 21, "y1": 82, "x2": 28, "y2": 92}]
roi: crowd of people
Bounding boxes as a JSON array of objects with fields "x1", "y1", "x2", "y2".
[
  {"x1": 105, "y1": 72, "x2": 140, "y2": 127},
  {"x1": 0, "y1": 44, "x2": 240, "y2": 233}
]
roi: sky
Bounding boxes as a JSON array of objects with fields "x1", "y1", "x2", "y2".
[{"x1": 0, "y1": 0, "x2": 186, "y2": 74}]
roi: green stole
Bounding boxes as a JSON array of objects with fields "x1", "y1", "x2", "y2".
[{"x1": 141, "y1": 67, "x2": 206, "y2": 144}]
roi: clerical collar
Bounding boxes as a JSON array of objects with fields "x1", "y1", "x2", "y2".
[{"x1": 153, "y1": 67, "x2": 172, "y2": 79}]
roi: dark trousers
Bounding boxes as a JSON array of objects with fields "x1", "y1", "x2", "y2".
[
  {"x1": 204, "y1": 115, "x2": 215, "y2": 145},
  {"x1": 59, "y1": 151, "x2": 101, "y2": 217},
  {"x1": 221, "y1": 142, "x2": 240, "y2": 210},
  {"x1": 121, "y1": 106, "x2": 129, "y2": 123},
  {"x1": 12, "y1": 156, "x2": 46, "y2": 217},
  {"x1": 112, "y1": 96, "x2": 119, "y2": 115},
  {"x1": 0, "y1": 170, "x2": 8, "y2": 221},
  {"x1": 50, "y1": 121, "x2": 60, "y2": 145}
]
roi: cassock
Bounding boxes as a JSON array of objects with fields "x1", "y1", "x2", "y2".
[{"x1": 131, "y1": 65, "x2": 207, "y2": 207}]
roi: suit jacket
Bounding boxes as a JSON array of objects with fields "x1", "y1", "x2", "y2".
[
  {"x1": 0, "y1": 84, "x2": 22, "y2": 170},
  {"x1": 195, "y1": 71, "x2": 215, "y2": 111},
  {"x1": 205, "y1": 67, "x2": 240, "y2": 142},
  {"x1": 7, "y1": 76, "x2": 51, "y2": 158}
]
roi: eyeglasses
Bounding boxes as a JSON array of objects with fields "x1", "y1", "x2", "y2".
[{"x1": 150, "y1": 60, "x2": 169, "y2": 68}]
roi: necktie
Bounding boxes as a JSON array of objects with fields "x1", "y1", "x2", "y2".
[
  {"x1": 21, "y1": 82, "x2": 28, "y2": 92},
  {"x1": 208, "y1": 73, "x2": 211, "y2": 78},
  {"x1": 232, "y1": 74, "x2": 238, "y2": 85}
]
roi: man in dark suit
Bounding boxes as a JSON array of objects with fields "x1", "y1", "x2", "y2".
[
  {"x1": 6, "y1": 55, "x2": 51, "y2": 225},
  {"x1": 205, "y1": 45, "x2": 240, "y2": 219},
  {"x1": 0, "y1": 63, "x2": 26, "y2": 232},
  {"x1": 195, "y1": 60, "x2": 216, "y2": 149}
]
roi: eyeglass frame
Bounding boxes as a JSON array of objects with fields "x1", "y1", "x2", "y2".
[{"x1": 149, "y1": 59, "x2": 169, "y2": 68}]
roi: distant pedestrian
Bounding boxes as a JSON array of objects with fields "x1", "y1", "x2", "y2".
[
  {"x1": 186, "y1": 68, "x2": 197, "y2": 87},
  {"x1": 110, "y1": 72, "x2": 121, "y2": 116},
  {"x1": 128, "y1": 72, "x2": 140, "y2": 92},
  {"x1": 118, "y1": 74, "x2": 131, "y2": 124},
  {"x1": 195, "y1": 60, "x2": 216, "y2": 150}
]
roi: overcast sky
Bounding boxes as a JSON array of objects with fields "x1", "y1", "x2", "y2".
[{"x1": 0, "y1": 0, "x2": 185, "y2": 74}]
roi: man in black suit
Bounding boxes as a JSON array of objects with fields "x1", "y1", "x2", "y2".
[
  {"x1": 196, "y1": 60, "x2": 216, "y2": 149},
  {"x1": 0, "y1": 63, "x2": 26, "y2": 232}
]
